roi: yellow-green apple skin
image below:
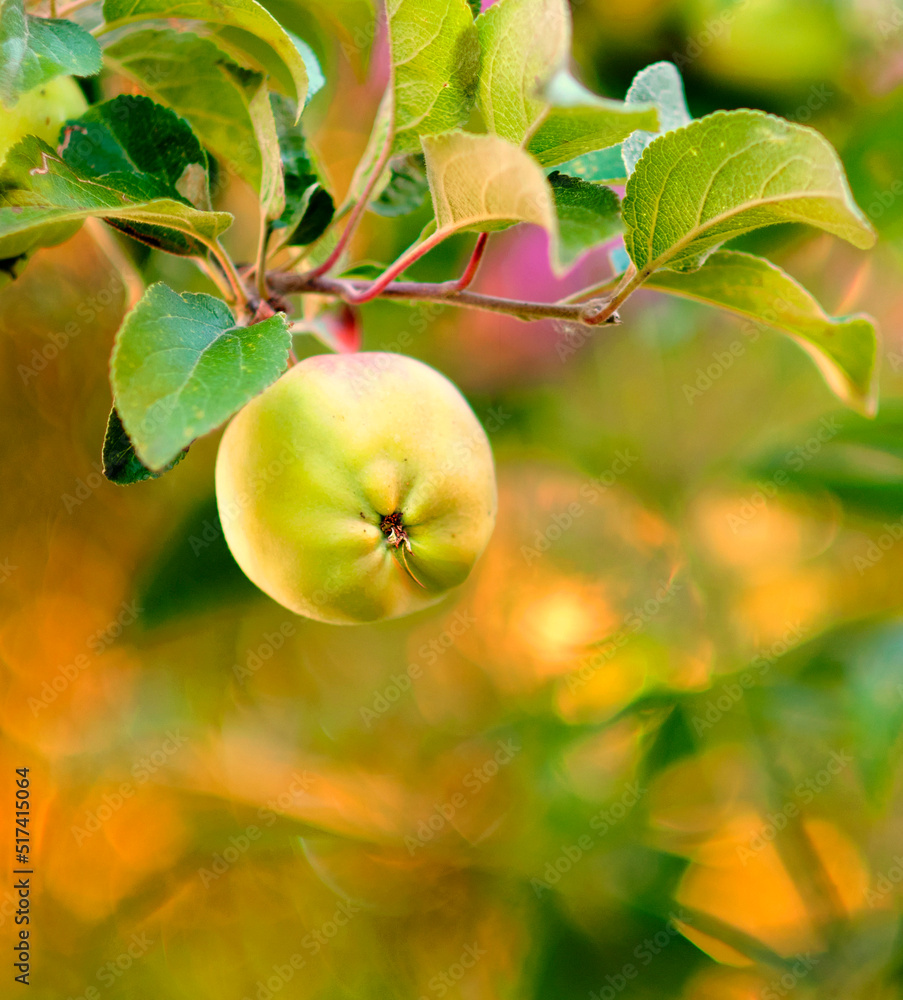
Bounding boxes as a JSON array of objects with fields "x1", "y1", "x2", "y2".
[
  {"x1": 215, "y1": 352, "x2": 497, "y2": 624},
  {"x1": 0, "y1": 77, "x2": 88, "y2": 165}
]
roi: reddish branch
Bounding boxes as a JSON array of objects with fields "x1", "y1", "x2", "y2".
[{"x1": 267, "y1": 269, "x2": 624, "y2": 326}]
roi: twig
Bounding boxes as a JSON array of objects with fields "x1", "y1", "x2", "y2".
[
  {"x1": 303, "y1": 120, "x2": 394, "y2": 280},
  {"x1": 581, "y1": 263, "x2": 644, "y2": 325},
  {"x1": 268, "y1": 270, "x2": 614, "y2": 326},
  {"x1": 333, "y1": 228, "x2": 451, "y2": 305},
  {"x1": 254, "y1": 213, "x2": 271, "y2": 300}
]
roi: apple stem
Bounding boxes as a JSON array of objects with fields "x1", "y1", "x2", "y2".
[
  {"x1": 398, "y1": 546, "x2": 427, "y2": 590},
  {"x1": 380, "y1": 511, "x2": 427, "y2": 589}
]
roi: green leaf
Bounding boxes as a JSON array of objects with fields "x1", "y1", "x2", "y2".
[
  {"x1": 340, "y1": 0, "x2": 479, "y2": 194},
  {"x1": 620, "y1": 61, "x2": 690, "y2": 176},
  {"x1": 526, "y1": 70, "x2": 658, "y2": 169},
  {"x1": 42, "y1": 94, "x2": 232, "y2": 254},
  {"x1": 622, "y1": 110, "x2": 877, "y2": 275},
  {"x1": 422, "y1": 130, "x2": 556, "y2": 239},
  {"x1": 111, "y1": 283, "x2": 291, "y2": 470},
  {"x1": 103, "y1": 29, "x2": 270, "y2": 194},
  {"x1": 386, "y1": 0, "x2": 480, "y2": 154},
  {"x1": 476, "y1": 0, "x2": 570, "y2": 145},
  {"x1": 259, "y1": 0, "x2": 376, "y2": 80},
  {"x1": 0, "y1": 136, "x2": 231, "y2": 259},
  {"x1": 247, "y1": 84, "x2": 285, "y2": 222},
  {"x1": 61, "y1": 95, "x2": 210, "y2": 201},
  {"x1": 100, "y1": 0, "x2": 308, "y2": 108},
  {"x1": 645, "y1": 250, "x2": 878, "y2": 413},
  {"x1": 0, "y1": 0, "x2": 101, "y2": 105},
  {"x1": 370, "y1": 154, "x2": 429, "y2": 217},
  {"x1": 269, "y1": 93, "x2": 334, "y2": 246},
  {"x1": 475, "y1": 0, "x2": 655, "y2": 166},
  {"x1": 102, "y1": 406, "x2": 187, "y2": 484},
  {"x1": 553, "y1": 144, "x2": 627, "y2": 185},
  {"x1": 549, "y1": 172, "x2": 621, "y2": 271}
]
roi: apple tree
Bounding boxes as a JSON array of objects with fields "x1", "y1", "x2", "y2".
[{"x1": 0, "y1": 0, "x2": 878, "y2": 619}]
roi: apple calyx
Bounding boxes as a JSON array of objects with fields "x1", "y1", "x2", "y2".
[
  {"x1": 380, "y1": 510, "x2": 426, "y2": 589},
  {"x1": 380, "y1": 510, "x2": 410, "y2": 551}
]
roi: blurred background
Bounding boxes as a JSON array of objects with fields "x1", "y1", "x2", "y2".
[{"x1": 3, "y1": 0, "x2": 903, "y2": 996}]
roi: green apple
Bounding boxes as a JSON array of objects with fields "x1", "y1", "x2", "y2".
[
  {"x1": 0, "y1": 76, "x2": 88, "y2": 166},
  {"x1": 215, "y1": 352, "x2": 497, "y2": 624}
]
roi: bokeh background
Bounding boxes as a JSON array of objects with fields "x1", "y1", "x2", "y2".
[{"x1": 3, "y1": 0, "x2": 903, "y2": 997}]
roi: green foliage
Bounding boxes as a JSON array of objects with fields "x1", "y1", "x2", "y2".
[
  {"x1": 102, "y1": 406, "x2": 187, "y2": 484},
  {"x1": 422, "y1": 130, "x2": 555, "y2": 236},
  {"x1": 554, "y1": 144, "x2": 627, "y2": 184},
  {"x1": 386, "y1": 0, "x2": 479, "y2": 154},
  {"x1": 476, "y1": 0, "x2": 569, "y2": 144},
  {"x1": 526, "y1": 70, "x2": 658, "y2": 169},
  {"x1": 622, "y1": 110, "x2": 877, "y2": 275},
  {"x1": 269, "y1": 93, "x2": 334, "y2": 246},
  {"x1": 549, "y1": 172, "x2": 621, "y2": 270},
  {"x1": 620, "y1": 60, "x2": 691, "y2": 175},
  {"x1": 0, "y1": 0, "x2": 101, "y2": 104},
  {"x1": 110, "y1": 283, "x2": 291, "y2": 469},
  {"x1": 100, "y1": 0, "x2": 309, "y2": 106},
  {"x1": 0, "y1": 130, "x2": 230, "y2": 259},
  {"x1": 0, "y1": 0, "x2": 883, "y2": 474},
  {"x1": 103, "y1": 30, "x2": 270, "y2": 194},
  {"x1": 476, "y1": 0, "x2": 656, "y2": 166},
  {"x1": 646, "y1": 251, "x2": 877, "y2": 413},
  {"x1": 746, "y1": 404, "x2": 903, "y2": 519},
  {"x1": 4, "y1": 0, "x2": 903, "y2": 991},
  {"x1": 370, "y1": 154, "x2": 429, "y2": 217}
]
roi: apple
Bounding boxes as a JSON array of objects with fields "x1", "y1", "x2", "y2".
[
  {"x1": 0, "y1": 76, "x2": 88, "y2": 166},
  {"x1": 215, "y1": 352, "x2": 497, "y2": 624}
]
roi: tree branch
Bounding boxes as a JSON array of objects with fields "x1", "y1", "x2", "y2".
[{"x1": 268, "y1": 269, "x2": 618, "y2": 326}]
